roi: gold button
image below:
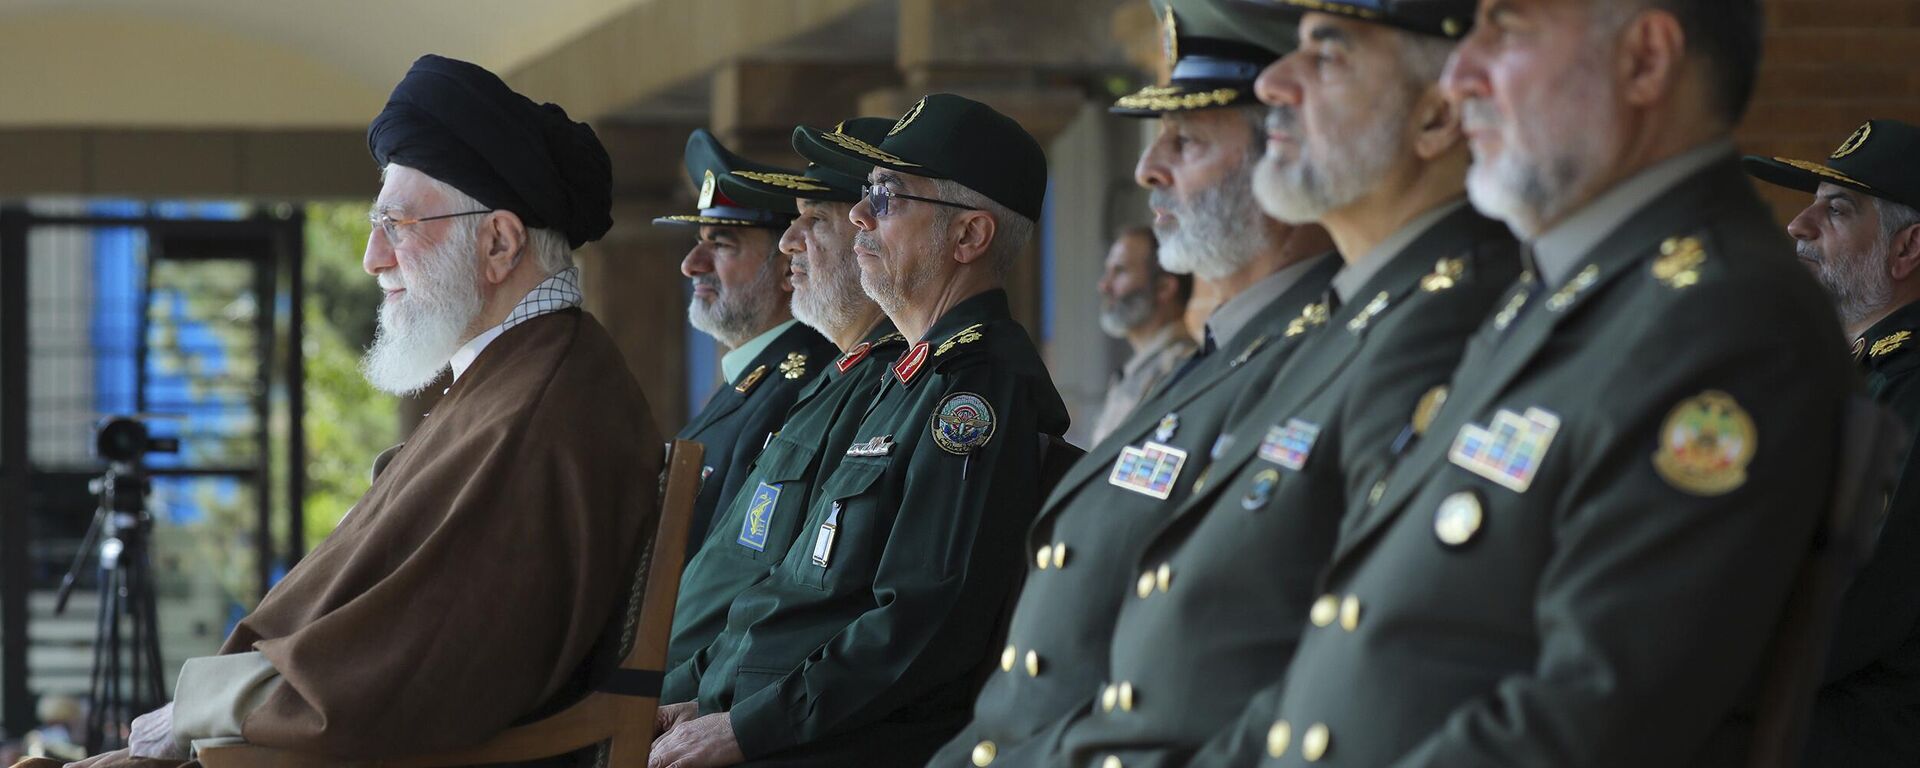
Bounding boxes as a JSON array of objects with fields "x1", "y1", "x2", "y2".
[
  {"x1": 1434, "y1": 491, "x2": 1484, "y2": 546},
  {"x1": 1035, "y1": 546, "x2": 1050, "y2": 570},
  {"x1": 1340, "y1": 595, "x2": 1362, "y2": 632},
  {"x1": 1155, "y1": 563, "x2": 1172, "y2": 593},
  {"x1": 971, "y1": 740, "x2": 996, "y2": 766},
  {"x1": 1136, "y1": 571, "x2": 1155, "y2": 599},
  {"x1": 1267, "y1": 720, "x2": 1292, "y2": 758},
  {"x1": 1000, "y1": 644, "x2": 1016, "y2": 672},
  {"x1": 1025, "y1": 650, "x2": 1041, "y2": 677},
  {"x1": 1368, "y1": 480, "x2": 1386, "y2": 505},
  {"x1": 1310, "y1": 594, "x2": 1338, "y2": 627},
  {"x1": 1302, "y1": 723, "x2": 1330, "y2": 762},
  {"x1": 1102, "y1": 756, "x2": 1122, "y2": 768},
  {"x1": 1052, "y1": 542, "x2": 1068, "y2": 569},
  {"x1": 1101, "y1": 683, "x2": 1118, "y2": 712},
  {"x1": 1117, "y1": 681, "x2": 1135, "y2": 711}
]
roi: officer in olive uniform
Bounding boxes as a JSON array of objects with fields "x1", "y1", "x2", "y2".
[
  {"x1": 650, "y1": 94, "x2": 1069, "y2": 768},
  {"x1": 1252, "y1": 1, "x2": 1856, "y2": 765},
  {"x1": 1747, "y1": 120, "x2": 1920, "y2": 767},
  {"x1": 1049, "y1": 4, "x2": 1517, "y2": 767},
  {"x1": 931, "y1": 3, "x2": 1334, "y2": 766},
  {"x1": 655, "y1": 130, "x2": 838, "y2": 553},
  {"x1": 663, "y1": 117, "x2": 908, "y2": 678}
]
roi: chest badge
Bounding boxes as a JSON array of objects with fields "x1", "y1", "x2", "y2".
[
  {"x1": 846, "y1": 435, "x2": 895, "y2": 457},
  {"x1": 931, "y1": 392, "x2": 996, "y2": 455},
  {"x1": 1108, "y1": 441, "x2": 1189, "y2": 500},
  {"x1": 1652, "y1": 390, "x2": 1755, "y2": 497},
  {"x1": 1155, "y1": 413, "x2": 1180, "y2": 443},
  {"x1": 1448, "y1": 407, "x2": 1561, "y2": 494},
  {"x1": 1257, "y1": 418, "x2": 1322, "y2": 471},
  {"x1": 1433, "y1": 490, "x2": 1484, "y2": 547},
  {"x1": 779, "y1": 352, "x2": 809, "y2": 379},
  {"x1": 1241, "y1": 468, "x2": 1281, "y2": 510},
  {"x1": 738, "y1": 482, "x2": 781, "y2": 551}
]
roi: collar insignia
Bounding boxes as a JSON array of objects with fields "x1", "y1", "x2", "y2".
[
  {"x1": 1285, "y1": 301, "x2": 1331, "y2": 338},
  {"x1": 779, "y1": 352, "x2": 809, "y2": 380},
  {"x1": 734, "y1": 364, "x2": 768, "y2": 394},
  {"x1": 1422, "y1": 257, "x2": 1465, "y2": 292},
  {"x1": 1871, "y1": 330, "x2": 1911, "y2": 358},
  {"x1": 836, "y1": 342, "x2": 872, "y2": 374},
  {"x1": 893, "y1": 341, "x2": 932, "y2": 384},
  {"x1": 1652, "y1": 237, "x2": 1706, "y2": 290}
]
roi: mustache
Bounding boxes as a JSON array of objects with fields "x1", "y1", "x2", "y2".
[
  {"x1": 1796, "y1": 240, "x2": 1822, "y2": 263},
  {"x1": 853, "y1": 232, "x2": 882, "y2": 254},
  {"x1": 691, "y1": 275, "x2": 720, "y2": 291},
  {"x1": 378, "y1": 273, "x2": 405, "y2": 291},
  {"x1": 1265, "y1": 105, "x2": 1297, "y2": 134}
]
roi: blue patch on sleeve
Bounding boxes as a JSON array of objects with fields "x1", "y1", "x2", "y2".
[{"x1": 738, "y1": 482, "x2": 781, "y2": 551}]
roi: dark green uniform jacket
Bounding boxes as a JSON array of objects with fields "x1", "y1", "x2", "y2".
[
  {"x1": 1252, "y1": 157, "x2": 1854, "y2": 767},
  {"x1": 930, "y1": 256, "x2": 1339, "y2": 768},
  {"x1": 677, "y1": 322, "x2": 837, "y2": 553},
  {"x1": 1807, "y1": 300, "x2": 1920, "y2": 767},
  {"x1": 1055, "y1": 206, "x2": 1519, "y2": 768},
  {"x1": 677, "y1": 290, "x2": 1069, "y2": 767},
  {"x1": 664, "y1": 323, "x2": 909, "y2": 678}
]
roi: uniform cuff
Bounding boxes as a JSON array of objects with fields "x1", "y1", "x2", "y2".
[
  {"x1": 171, "y1": 652, "x2": 283, "y2": 751},
  {"x1": 726, "y1": 684, "x2": 798, "y2": 760}
]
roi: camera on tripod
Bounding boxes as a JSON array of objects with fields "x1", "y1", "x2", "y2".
[{"x1": 54, "y1": 416, "x2": 179, "y2": 752}]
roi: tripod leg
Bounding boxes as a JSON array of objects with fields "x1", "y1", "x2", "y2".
[{"x1": 84, "y1": 569, "x2": 111, "y2": 755}]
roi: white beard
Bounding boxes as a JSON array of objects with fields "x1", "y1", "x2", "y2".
[
  {"x1": 361, "y1": 235, "x2": 484, "y2": 396},
  {"x1": 1151, "y1": 158, "x2": 1267, "y2": 281},
  {"x1": 1254, "y1": 100, "x2": 1407, "y2": 225}
]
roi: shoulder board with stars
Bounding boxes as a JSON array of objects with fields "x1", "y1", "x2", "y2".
[
  {"x1": 735, "y1": 364, "x2": 769, "y2": 394},
  {"x1": 935, "y1": 323, "x2": 987, "y2": 357},
  {"x1": 1651, "y1": 236, "x2": 1709, "y2": 290},
  {"x1": 1871, "y1": 330, "x2": 1912, "y2": 360},
  {"x1": 778, "y1": 352, "x2": 810, "y2": 380}
]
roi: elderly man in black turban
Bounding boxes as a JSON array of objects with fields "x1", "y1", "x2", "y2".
[{"x1": 43, "y1": 54, "x2": 662, "y2": 768}]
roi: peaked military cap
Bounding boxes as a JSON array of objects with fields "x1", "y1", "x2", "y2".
[
  {"x1": 1111, "y1": 0, "x2": 1297, "y2": 117},
  {"x1": 717, "y1": 117, "x2": 894, "y2": 207},
  {"x1": 1234, "y1": 0, "x2": 1476, "y2": 39},
  {"x1": 793, "y1": 94, "x2": 1048, "y2": 221},
  {"x1": 652, "y1": 129, "x2": 799, "y2": 229},
  {"x1": 1744, "y1": 120, "x2": 1920, "y2": 213}
]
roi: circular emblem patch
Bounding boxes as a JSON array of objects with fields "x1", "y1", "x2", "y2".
[
  {"x1": 1652, "y1": 390, "x2": 1756, "y2": 496},
  {"x1": 1833, "y1": 122, "x2": 1873, "y2": 160},
  {"x1": 931, "y1": 392, "x2": 996, "y2": 455}
]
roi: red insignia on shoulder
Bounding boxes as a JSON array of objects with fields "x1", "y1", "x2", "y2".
[
  {"x1": 893, "y1": 341, "x2": 932, "y2": 384},
  {"x1": 836, "y1": 342, "x2": 873, "y2": 374}
]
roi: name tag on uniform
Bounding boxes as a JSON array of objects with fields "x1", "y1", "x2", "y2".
[
  {"x1": 1107, "y1": 442, "x2": 1188, "y2": 500},
  {"x1": 811, "y1": 501, "x2": 843, "y2": 567},
  {"x1": 1258, "y1": 419, "x2": 1321, "y2": 471},
  {"x1": 737, "y1": 482, "x2": 780, "y2": 551},
  {"x1": 1448, "y1": 407, "x2": 1561, "y2": 494}
]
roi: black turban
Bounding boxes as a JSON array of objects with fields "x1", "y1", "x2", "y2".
[{"x1": 368, "y1": 54, "x2": 613, "y2": 249}]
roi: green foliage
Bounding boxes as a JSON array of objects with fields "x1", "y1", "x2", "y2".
[{"x1": 301, "y1": 202, "x2": 397, "y2": 548}]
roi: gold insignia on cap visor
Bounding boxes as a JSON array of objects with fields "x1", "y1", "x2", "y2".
[
  {"x1": 698, "y1": 169, "x2": 717, "y2": 208},
  {"x1": 1773, "y1": 157, "x2": 1873, "y2": 190},
  {"x1": 1652, "y1": 390, "x2": 1757, "y2": 496},
  {"x1": 1162, "y1": 5, "x2": 1179, "y2": 68},
  {"x1": 732, "y1": 170, "x2": 830, "y2": 192},
  {"x1": 1833, "y1": 122, "x2": 1873, "y2": 159},
  {"x1": 890, "y1": 97, "x2": 928, "y2": 137},
  {"x1": 819, "y1": 130, "x2": 919, "y2": 167}
]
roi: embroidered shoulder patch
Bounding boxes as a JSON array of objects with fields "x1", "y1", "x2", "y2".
[
  {"x1": 1652, "y1": 390, "x2": 1756, "y2": 496},
  {"x1": 930, "y1": 392, "x2": 996, "y2": 455},
  {"x1": 738, "y1": 482, "x2": 780, "y2": 551}
]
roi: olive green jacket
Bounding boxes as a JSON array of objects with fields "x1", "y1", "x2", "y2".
[
  {"x1": 1252, "y1": 158, "x2": 1854, "y2": 767},
  {"x1": 663, "y1": 323, "x2": 908, "y2": 679}
]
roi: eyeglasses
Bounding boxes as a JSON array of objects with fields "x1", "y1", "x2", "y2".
[
  {"x1": 368, "y1": 209, "x2": 492, "y2": 246},
  {"x1": 860, "y1": 184, "x2": 980, "y2": 218}
]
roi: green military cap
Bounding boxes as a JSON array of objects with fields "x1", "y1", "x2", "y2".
[
  {"x1": 1744, "y1": 120, "x2": 1920, "y2": 213},
  {"x1": 1111, "y1": 0, "x2": 1298, "y2": 117},
  {"x1": 652, "y1": 128, "x2": 799, "y2": 229},
  {"x1": 716, "y1": 117, "x2": 894, "y2": 207},
  {"x1": 793, "y1": 93, "x2": 1048, "y2": 221},
  {"x1": 1234, "y1": 0, "x2": 1476, "y2": 39}
]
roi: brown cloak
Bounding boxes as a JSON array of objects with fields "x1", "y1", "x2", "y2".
[{"x1": 82, "y1": 309, "x2": 661, "y2": 766}]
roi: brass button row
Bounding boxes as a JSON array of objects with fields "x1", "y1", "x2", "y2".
[
  {"x1": 971, "y1": 740, "x2": 996, "y2": 766},
  {"x1": 1308, "y1": 594, "x2": 1362, "y2": 632},
  {"x1": 1034, "y1": 542, "x2": 1068, "y2": 569},
  {"x1": 1099, "y1": 680, "x2": 1136, "y2": 712},
  {"x1": 1134, "y1": 563, "x2": 1173, "y2": 598},
  {"x1": 1266, "y1": 720, "x2": 1331, "y2": 761},
  {"x1": 998, "y1": 644, "x2": 1041, "y2": 677}
]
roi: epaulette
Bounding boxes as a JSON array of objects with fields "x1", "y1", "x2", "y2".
[
  {"x1": 1649, "y1": 235, "x2": 1708, "y2": 290},
  {"x1": 935, "y1": 323, "x2": 987, "y2": 357},
  {"x1": 1869, "y1": 330, "x2": 1913, "y2": 362}
]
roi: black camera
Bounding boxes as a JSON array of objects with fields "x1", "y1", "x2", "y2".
[{"x1": 93, "y1": 416, "x2": 179, "y2": 465}]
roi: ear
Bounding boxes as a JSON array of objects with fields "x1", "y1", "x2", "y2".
[
  {"x1": 1889, "y1": 223, "x2": 1920, "y2": 281},
  {"x1": 480, "y1": 211, "x2": 528, "y2": 284},
  {"x1": 1616, "y1": 9, "x2": 1686, "y2": 109},
  {"x1": 949, "y1": 211, "x2": 999, "y2": 266},
  {"x1": 1409, "y1": 83, "x2": 1463, "y2": 161},
  {"x1": 1154, "y1": 273, "x2": 1182, "y2": 306}
]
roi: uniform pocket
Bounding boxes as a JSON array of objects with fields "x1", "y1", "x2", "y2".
[
  {"x1": 728, "y1": 438, "x2": 821, "y2": 562},
  {"x1": 797, "y1": 456, "x2": 891, "y2": 590}
]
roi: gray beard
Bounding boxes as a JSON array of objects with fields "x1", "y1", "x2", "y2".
[
  {"x1": 854, "y1": 230, "x2": 940, "y2": 320},
  {"x1": 791, "y1": 249, "x2": 870, "y2": 340},
  {"x1": 1099, "y1": 287, "x2": 1156, "y2": 338},
  {"x1": 361, "y1": 236, "x2": 485, "y2": 397},
  {"x1": 1151, "y1": 159, "x2": 1268, "y2": 281},
  {"x1": 1254, "y1": 101, "x2": 1406, "y2": 224},
  {"x1": 688, "y1": 260, "x2": 782, "y2": 348},
  {"x1": 1801, "y1": 239, "x2": 1892, "y2": 329}
]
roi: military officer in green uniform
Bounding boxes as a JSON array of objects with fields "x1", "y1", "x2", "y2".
[
  {"x1": 650, "y1": 94, "x2": 1070, "y2": 768},
  {"x1": 1746, "y1": 120, "x2": 1920, "y2": 767},
  {"x1": 655, "y1": 130, "x2": 838, "y2": 553},
  {"x1": 931, "y1": 2, "x2": 1338, "y2": 766},
  {"x1": 1248, "y1": 1, "x2": 1855, "y2": 765},
  {"x1": 1045, "y1": 3, "x2": 1520, "y2": 767},
  {"x1": 664, "y1": 117, "x2": 907, "y2": 677}
]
